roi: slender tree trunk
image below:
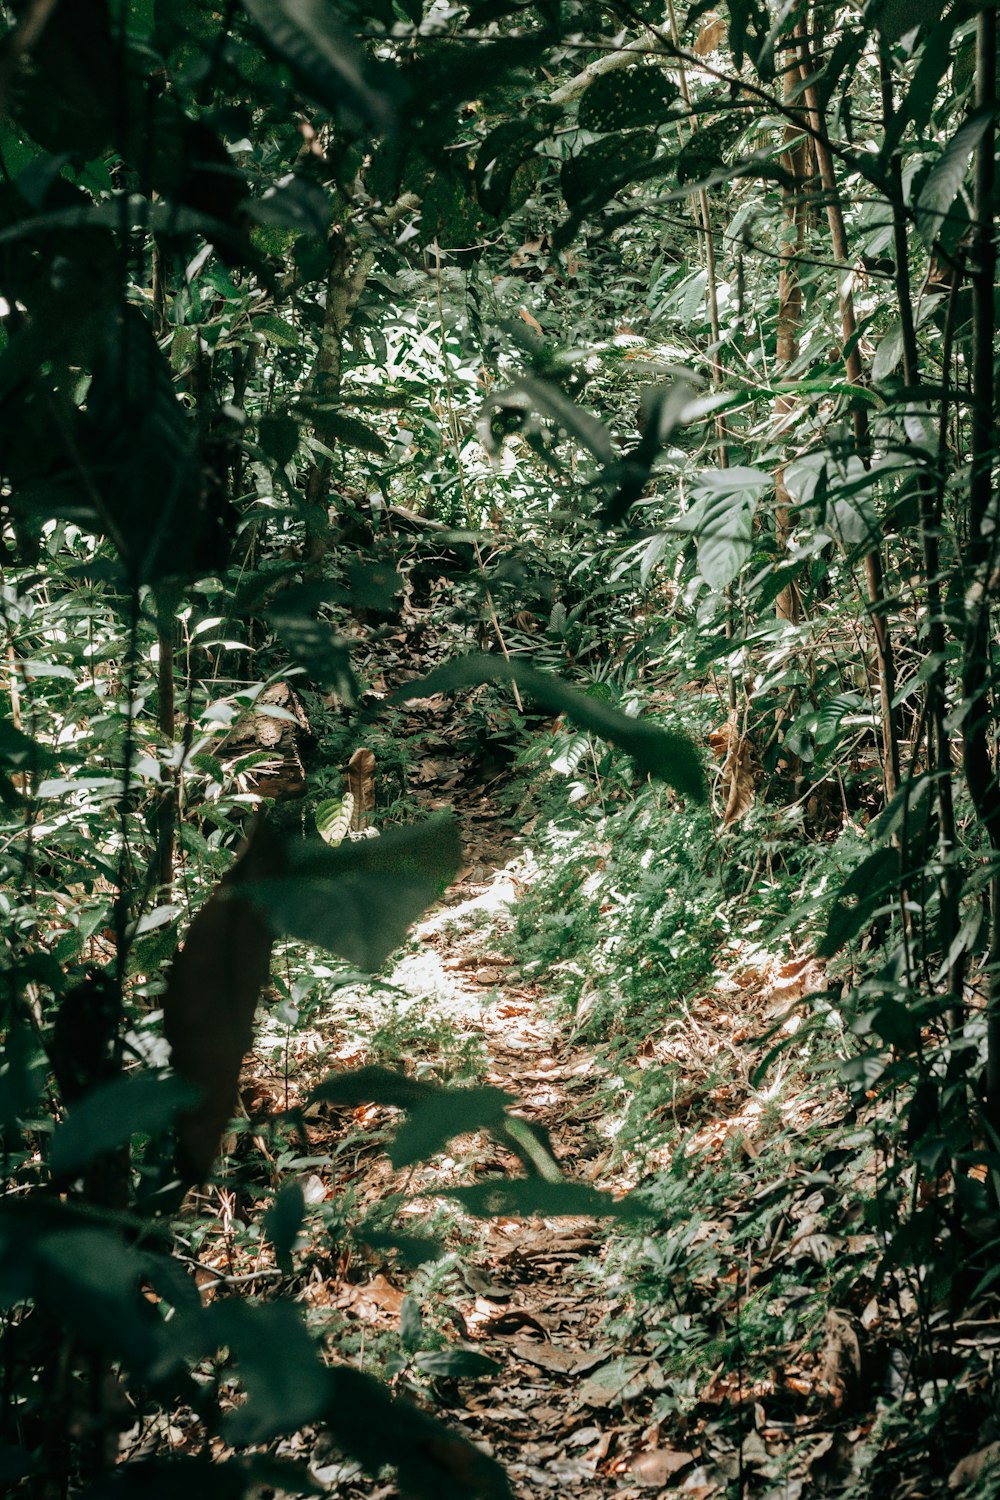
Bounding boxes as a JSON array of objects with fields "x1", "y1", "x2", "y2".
[
  {"x1": 154, "y1": 618, "x2": 177, "y2": 893},
  {"x1": 666, "y1": 0, "x2": 727, "y2": 469},
  {"x1": 795, "y1": 17, "x2": 901, "y2": 800},
  {"x1": 961, "y1": 4, "x2": 1000, "y2": 1127},
  {"x1": 879, "y1": 49, "x2": 963, "y2": 1009},
  {"x1": 302, "y1": 226, "x2": 375, "y2": 579},
  {"x1": 773, "y1": 47, "x2": 810, "y2": 625}
]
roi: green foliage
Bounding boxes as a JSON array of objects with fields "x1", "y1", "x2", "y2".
[
  {"x1": 2, "y1": 0, "x2": 1000, "y2": 1488},
  {"x1": 248, "y1": 815, "x2": 463, "y2": 969},
  {"x1": 395, "y1": 656, "x2": 707, "y2": 800}
]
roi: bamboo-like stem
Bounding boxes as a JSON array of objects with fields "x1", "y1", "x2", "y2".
[
  {"x1": 961, "y1": 4, "x2": 1000, "y2": 1129},
  {"x1": 773, "y1": 49, "x2": 811, "y2": 625},
  {"x1": 794, "y1": 21, "x2": 901, "y2": 801},
  {"x1": 879, "y1": 49, "x2": 962, "y2": 1011},
  {"x1": 432, "y1": 246, "x2": 523, "y2": 712}
]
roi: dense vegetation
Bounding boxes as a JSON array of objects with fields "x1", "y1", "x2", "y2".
[{"x1": 2, "y1": 0, "x2": 1000, "y2": 1495}]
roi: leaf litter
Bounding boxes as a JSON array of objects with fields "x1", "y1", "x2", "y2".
[{"x1": 142, "y1": 686, "x2": 991, "y2": 1500}]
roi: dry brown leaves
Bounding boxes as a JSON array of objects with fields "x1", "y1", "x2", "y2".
[
  {"x1": 346, "y1": 746, "x2": 376, "y2": 830},
  {"x1": 709, "y1": 715, "x2": 757, "y2": 824}
]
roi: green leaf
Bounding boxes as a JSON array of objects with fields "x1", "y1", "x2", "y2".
[
  {"x1": 266, "y1": 610, "x2": 357, "y2": 699},
  {"x1": 480, "y1": 374, "x2": 615, "y2": 464},
  {"x1": 80, "y1": 1456, "x2": 315, "y2": 1500},
  {"x1": 915, "y1": 109, "x2": 992, "y2": 247},
  {"x1": 813, "y1": 692, "x2": 867, "y2": 747},
  {"x1": 360, "y1": 1229, "x2": 444, "y2": 1266},
  {"x1": 872, "y1": 320, "x2": 905, "y2": 382},
  {"x1": 414, "y1": 1348, "x2": 501, "y2": 1380},
  {"x1": 49, "y1": 1072, "x2": 200, "y2": 1178},
  {"x1": 392, "y1": 655, "x2": 705, "y2": 801},
  {"x1": 308, "y1": 1064, "x2": 434, "y2": 1110},
  {"x1": 475, "y1": 121, "x2": 542, "y2": 218},
  {"x1": 578, "y1": 66, "x2": 678, "y2": 131},
  {"x1": 400, "y1": 1295, "x2": 423, "y2": 1353},
  {"x1": 819, "y1": 846, "x2": 899, "y2": 958},
  {"x1": 253, "y1": 314, "x2": 300, "y2": 349},
  {"x1": 675, "y1": 118, "x2": 741, "y2": 187},
  {"x1": 297, "y1": 403, "x2": 390, "y2": 455},
  {"x1": 247, "y1": 174, "x2": 331, "y2": 237},
  {"x1": 201, "y1": 1301, "x2": 329, "y2": 1444},
  {"x1": 31, "y1": 1224, "x2": 173, "y2": 1376},
  {"x1": 389, "y1": 1085, "x2": 514, "y2": 1168},
  {"x1": 323, "y1": 1365, "x2": 512, "y2": 1496},
  {"x1": 247, "y1": 816, "x2": 463, "y2": 970},
  {"x1": 428, "y1": 1178, "x2": 652, "y2": 1219},
  {"x1": 869, "y1": 0, "x2": 942, "y2": 43},
  {"x1": 579, "y1": 1355, "x2": 662, "y2": 1407},
  {"x1": 263, "y1": 1181, "x2": 305, "y2": 1274},
  {"x1": 682, "y1": 467, "x2": 770, "y2": 591},
  {"x1": 0, "y1": 717, "x2": 55, "y2": 773},
  {"x1": 84, "y1": 307, "x2": 204, "y2": 582},
  {"x1": 241, "y1": 0, "x2": 396, "y2": 133},
  {"x1": 560, "y1": 132, "x2": 657, "y2": 210},
  {"x1": 258, "y1": 410, "x2": 300, "y2": 466},
  {"x1": 316, "y1": 793, "x2": 354, "y2": 845}
]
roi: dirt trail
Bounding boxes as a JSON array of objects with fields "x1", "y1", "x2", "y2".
[
  {"x1": 295, "y1": 735, "x2": 657, "y2": 1499},
  {"x1": 411, "y1": 869, "x2": 636, "y2": 1500},
  {"x1": 286, "y1": 722, "x2": 855, "y2": 1500}
]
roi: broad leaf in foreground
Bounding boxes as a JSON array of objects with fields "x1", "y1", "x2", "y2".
[
  {"x1": 247, "y1": 815, "x2": 462, "y2": 970},
  {"x1": 393, "y1": 656, "x2": 705, "y2": 801},
  {"x1": 428, "y1": 1178, "x2": 655, "y2": 1219},
  {"x1": 163, "y1": 821, "x2": 279, "y2": 1182}
]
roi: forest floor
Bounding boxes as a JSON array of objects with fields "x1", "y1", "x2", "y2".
[
  {"x1": 207, "y1": 704, "x2": 883, "y2": 1500},
  {"x1": 175, "y1": 686, "x2": 1000, "y2": 1499}
]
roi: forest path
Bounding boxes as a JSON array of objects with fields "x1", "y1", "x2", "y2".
[
  {"x1": 275, "y1": 697, "x2": 834, "y2": 1498},
  {"x1": 291, "y1": 712, "x2": 665, "y2": 1499},
  {"x1": 404, "y1": 861, "x2": 639, "y2": 1500}
]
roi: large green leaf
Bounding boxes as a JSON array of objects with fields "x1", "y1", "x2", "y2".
[
  {"x1": 324, "y1": 1365, "x2": 511, "y2": 1498},
  {"x1": 578, "y1": 66, "x2": 679, "y2": 131},
  {"x1": 201, "y1": 1301, "x2": 330, "y2": 1444},
  {"x1": 308, "y1": 1063, "x2": 434, "y2": 1110},
  {"x1": 247, "y1": 816, "x2": 463, "y2": 970},
  {"x1": 296, "y1": 404, "x2": 389, "y2": 455},
  {"x1": 49, "y1": 1072, "x2": 199, "y2": 1178},
  {"x1": 80, "y1": 1457, "x2": 315, "y2": 1500},
  {"x1": 480, "y1": 374, "x2": 616, "y2": 464},
  {"x1": 0, "y1": 718, "x2": 55, "y2": 773},
  {"x1": 915, "y1": 109, "x2": 992, "y2": 247},
  {"x1": 392, "y1": 656, "x2": 705, "y2": 801},
  {"x1": 683, "y1": 467, "x2": 770, "y2": 591},
  {"x1": 389, "y1": 1085, "x2": 514, "y2": 1168},
  {"x1": 263, "y1": 1181, "x2": 305, "y2": 1274},
  {"x1": 241, "y1": 0, "x2": 396, "y2": 132},
  {"x1": 429, "y1": 1178, "x2": 652, "y2": 1219},
  {"x1": 475, "y1": 121, "x2": 542, "y2": 217},
  {"x1": 84, "y1": 308, "x2": 205, "y2": 582},
  {"x1": 870, "y1": 0, "x2": 945, "y2": 43},
  {"x1": 560, "y1": 131, "x2": 658, "y2": 211},
  {"x1": 414, "y1": 1348, "x2": 501, "y2": 1379},
  {"x1": 819, "y1": 847, "x2": 899, "y2": 958},
  {"x1": 19, "y1": 1221, "x2": 175, "y2": 1378}
]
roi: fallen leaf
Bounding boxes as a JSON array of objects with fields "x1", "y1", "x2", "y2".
[
  {"x1": 346, "y1": 747, "x2": 376, "y2": 830},
  {"x1": 343, "y1": 1274, "x2": 406, "y2": 1320},
  {"x1": 949, "y1": 1442, "x2": 1000, "y2": 1489},
  {"x1": 820, "y1": 1308, "x2": 863, "y2": 1410},
  {"x1": 629, "y1": 1447, "x2": 696, "y2": 1486},
  {"x1": 578, "y1": 1356, "x2": 663, "y2": 1408},
  {"x1": 511, "y1": 1339, "x2": 581, "y2": 1375}
]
